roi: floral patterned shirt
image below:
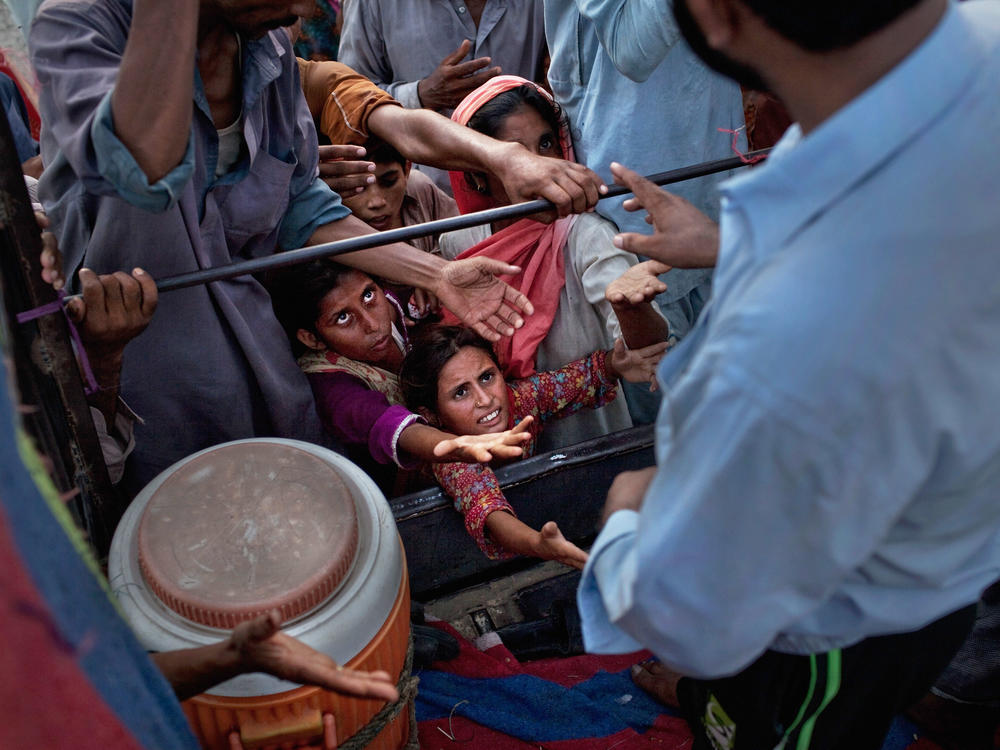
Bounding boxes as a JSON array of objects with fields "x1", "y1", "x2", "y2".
[{"x1": 433, "y1": 351, "x2": 617, "y2": 559}]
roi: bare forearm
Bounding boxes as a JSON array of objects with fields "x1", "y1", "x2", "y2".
[
  {"x1": 368, "y1": 106, "x2": 510, "y2": 174},
  {"x1": 484, "y1": 510, "x2": 540, "y2": 558},
  {"x1": 397, "y1": 423, "x2": 460, "y2": 463},
  {"x1": 111, "y1": 0, "x2": 197, "y2": 181},
  {"x1": 613, "y1": 303, "x2": 670, "y2": 350},
  {"x1": 151, "y1": 641, "x2": 242, "y2": 702},
  {"x1": 307, "y1": 215, "x2": 447, "y2": 289}
]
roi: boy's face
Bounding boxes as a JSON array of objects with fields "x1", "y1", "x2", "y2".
[
  {"x1": 296, "y1": 270, "x2": 400, "y2": 369},
  {"x1": 341, "y1": 161, "x2": 410, "y2": 232}
]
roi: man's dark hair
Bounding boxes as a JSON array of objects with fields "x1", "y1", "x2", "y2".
[
  {"x1": 739, "y1": 0, "x2": 925, "y2": 51},
  {"x1": 399, "y1": 325, "x2": 499, "y2": 415}
]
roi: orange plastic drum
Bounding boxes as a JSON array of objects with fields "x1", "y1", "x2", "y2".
[{"x1": 108, "y1": 439, "x2": 412, "y2": 750}]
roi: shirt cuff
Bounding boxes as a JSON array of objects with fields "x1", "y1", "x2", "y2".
[
  {"x1": 278, "y1": 177, "x2": 351, "y2": 250},
  {"x1": 390, "y1": 412, "x2": 425, "y2": 469},
  {"x1": 91, "y1": 93, "x2": 195, "y2": 212},
  {"x1": 577, "y1": 509, "x2": 645, "y2": 654},
  {"x1": 391, "y1": 80, "x2": 423, "y2": 110}
]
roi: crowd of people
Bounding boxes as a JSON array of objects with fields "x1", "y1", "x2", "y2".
[{"x1": 1, "y1": 0, "x2": 999, "y2": 748}]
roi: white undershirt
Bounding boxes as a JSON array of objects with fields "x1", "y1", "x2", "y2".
[{"x1": 215, "y1": 115, "x2": 244, "y2": 178}]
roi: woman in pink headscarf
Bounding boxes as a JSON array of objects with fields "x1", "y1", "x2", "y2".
[{"x1": 438, "y1": 76, "x2": 666, "y2": 451}]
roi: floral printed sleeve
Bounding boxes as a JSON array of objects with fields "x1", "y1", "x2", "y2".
[
  {"x1": 510, "y1": 350, "x2": 618, "y2": 427},
  {"x1": 433, "y1": 461, "x2": 517, "y2": 560}
]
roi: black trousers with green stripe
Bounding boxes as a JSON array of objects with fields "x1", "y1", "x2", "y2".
[{"x1": 676, "y1": 604, "x2": 976, "y2": 750}]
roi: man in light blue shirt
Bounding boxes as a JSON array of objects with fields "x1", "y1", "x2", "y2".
[
  {"x1": 544, "y1": 0, "x2": 744, "y2": 343},
  {"x1": 578, "y1": 0, "x2": 1000, "y2": 747}
]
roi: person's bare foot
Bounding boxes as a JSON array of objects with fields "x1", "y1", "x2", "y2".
[{"x1": 631, "y1": 659, "x2": 683, "y2": 708}]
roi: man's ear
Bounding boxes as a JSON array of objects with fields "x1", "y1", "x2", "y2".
[
  {"x1": 296, "y1": 328, "x2": 326, "y2": 351},
  {"x1": 685, "y1": 0, "x2": 740, "y2": 50},
  {"x1": 403, "y1": 160, "x2": 413, "y2": 177}
]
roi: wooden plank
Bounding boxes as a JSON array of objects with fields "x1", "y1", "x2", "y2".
[
  {"x1": 0, "y1": 114, "x2": 122, "y2": 557},
  {"x1": 392, "y1": 424, "x2": 655, "y2": 599}
]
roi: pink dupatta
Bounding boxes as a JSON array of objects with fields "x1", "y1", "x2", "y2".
[{"x1": 445, "y1": 76, "x2": 577, "y2": 378}]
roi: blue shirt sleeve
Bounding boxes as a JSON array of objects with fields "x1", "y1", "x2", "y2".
[
  {"x1": 278, "y1": 176, "x2": 351, "y2": 251},
  {"x1": 91, "y1": 92, "x2": 196, "y2": 212},
  {"x1": 572, "y1": 0, "x2": 680, "y2": 81}
]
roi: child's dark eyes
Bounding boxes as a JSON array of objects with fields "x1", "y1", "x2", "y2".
[
  {"x1": 539, "y1": 134, "x2": 556, "y2": 152},
  {"x1": 378, "y1": 175, "x2": 399, "y2": 188}
]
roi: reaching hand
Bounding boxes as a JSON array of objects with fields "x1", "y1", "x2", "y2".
[
  {"x1": 67, "y1": 268, "x2": 157, "y2": 361},
  {"x1": 228, "y1": 611, "x2": 400, "y2": 703},
  {"x1": 608, "y1": 338, "x2": 669, "y2": 390},
  {"x1": 610, "y1": 162, "x2": 720, "y2": 268},
  {"x1": 433, "y1": 416, "x2": 534, "y2": 463},
  {"x1": 417, "y1": 40, "x2": 501, "y2": 111},
  {"x1": 435, "y1": 257, "x2": 535, "y2": 341},
  {"x1": 605, "y1": 260, "x2": 671, "y2": 308},
  {"x1": 533, "y1": 521, "x2": 589, "y2": 570},
  {"x1": 317, "y1": 144, "x2": 376, "y2": 196},
  {"x1": 493, "y1": 144, "x2": 606, "y2": 220}
]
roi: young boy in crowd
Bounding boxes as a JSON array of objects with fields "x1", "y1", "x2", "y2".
[{"x1": 339, "y1": 138, "x2": 458, "y2": 256}]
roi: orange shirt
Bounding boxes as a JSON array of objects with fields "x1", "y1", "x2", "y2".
[{"x1": 296, "y1": 58, "x2": 401, "y2": 146}]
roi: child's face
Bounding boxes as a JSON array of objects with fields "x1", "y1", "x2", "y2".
[
  {"x1": 341, "y1": 161, "x2": 409, "y2": 232},
  {"x1": 297, "y1": 270, "x2": 399, "y2": 369},
  {"x1": 434, "y1": 346, "x2": 511, "y2": 436}
]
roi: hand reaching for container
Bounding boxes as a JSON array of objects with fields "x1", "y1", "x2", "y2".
[
  {"x1": 152, "y1": 610, "x2": 401, "y2": 703},
  {"x1": 610, "y1": 162, "x2": 720, "y2": 268},
  {"x1": 417, "y1": 39, "x2": 501, "y2": 111},
  {"x1": 229, "y1": 610, "x2": 400, "y2": 703}
]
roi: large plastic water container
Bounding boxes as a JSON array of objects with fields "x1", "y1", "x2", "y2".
[{"x1": 109, "y1": 439, "x2": 412, "y2": 749}]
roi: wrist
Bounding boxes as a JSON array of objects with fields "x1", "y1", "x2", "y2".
[
  {"x1": 483, "y1": 141, "x2": 517, "y2": 181},
  {"x1": 602, "y1": 349, "x2": 619, "y2": 382}
]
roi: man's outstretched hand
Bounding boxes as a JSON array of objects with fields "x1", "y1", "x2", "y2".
[
  {"x1": 493, "y1": 144, "x2": 607, "y2": 220},
  {"x1": 435, "y1": 257, "x2": 535, "y2": 341},
  {"x1": 610, "y1": 162, "x2": 720, "y2": 268}
]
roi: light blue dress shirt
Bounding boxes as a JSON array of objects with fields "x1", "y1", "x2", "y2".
[
  {"x1": 578, "y1": 0, "x2": 1000, "y2": 679},
  {"x1": 544, "y1": 0, "x2": 745, "y2": 332}
]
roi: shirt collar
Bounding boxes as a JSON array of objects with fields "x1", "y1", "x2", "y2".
[{"x1": 720, "y1": 2, "x2": 988, "y2": 261}]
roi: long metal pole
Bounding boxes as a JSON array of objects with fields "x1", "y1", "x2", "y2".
[{"x1": 152, "y1": 149, "x2": 768, "y2": 293}]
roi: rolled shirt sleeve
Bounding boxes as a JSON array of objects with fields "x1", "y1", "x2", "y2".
[
  {"x1": 90, "y1": 93, "x2": 196, "y2": 212},
  {"x1": 572, "y1": 0, "x2": 681, "y2": 82}
]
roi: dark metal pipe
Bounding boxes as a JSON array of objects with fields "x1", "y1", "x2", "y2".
[{"x1": 151, "y1": 149, "x2": 769, "y2": 293}]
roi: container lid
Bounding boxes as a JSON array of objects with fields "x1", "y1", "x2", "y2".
[{"x1": 137, "y1": 441, "x2": 360, "y2": 629}]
